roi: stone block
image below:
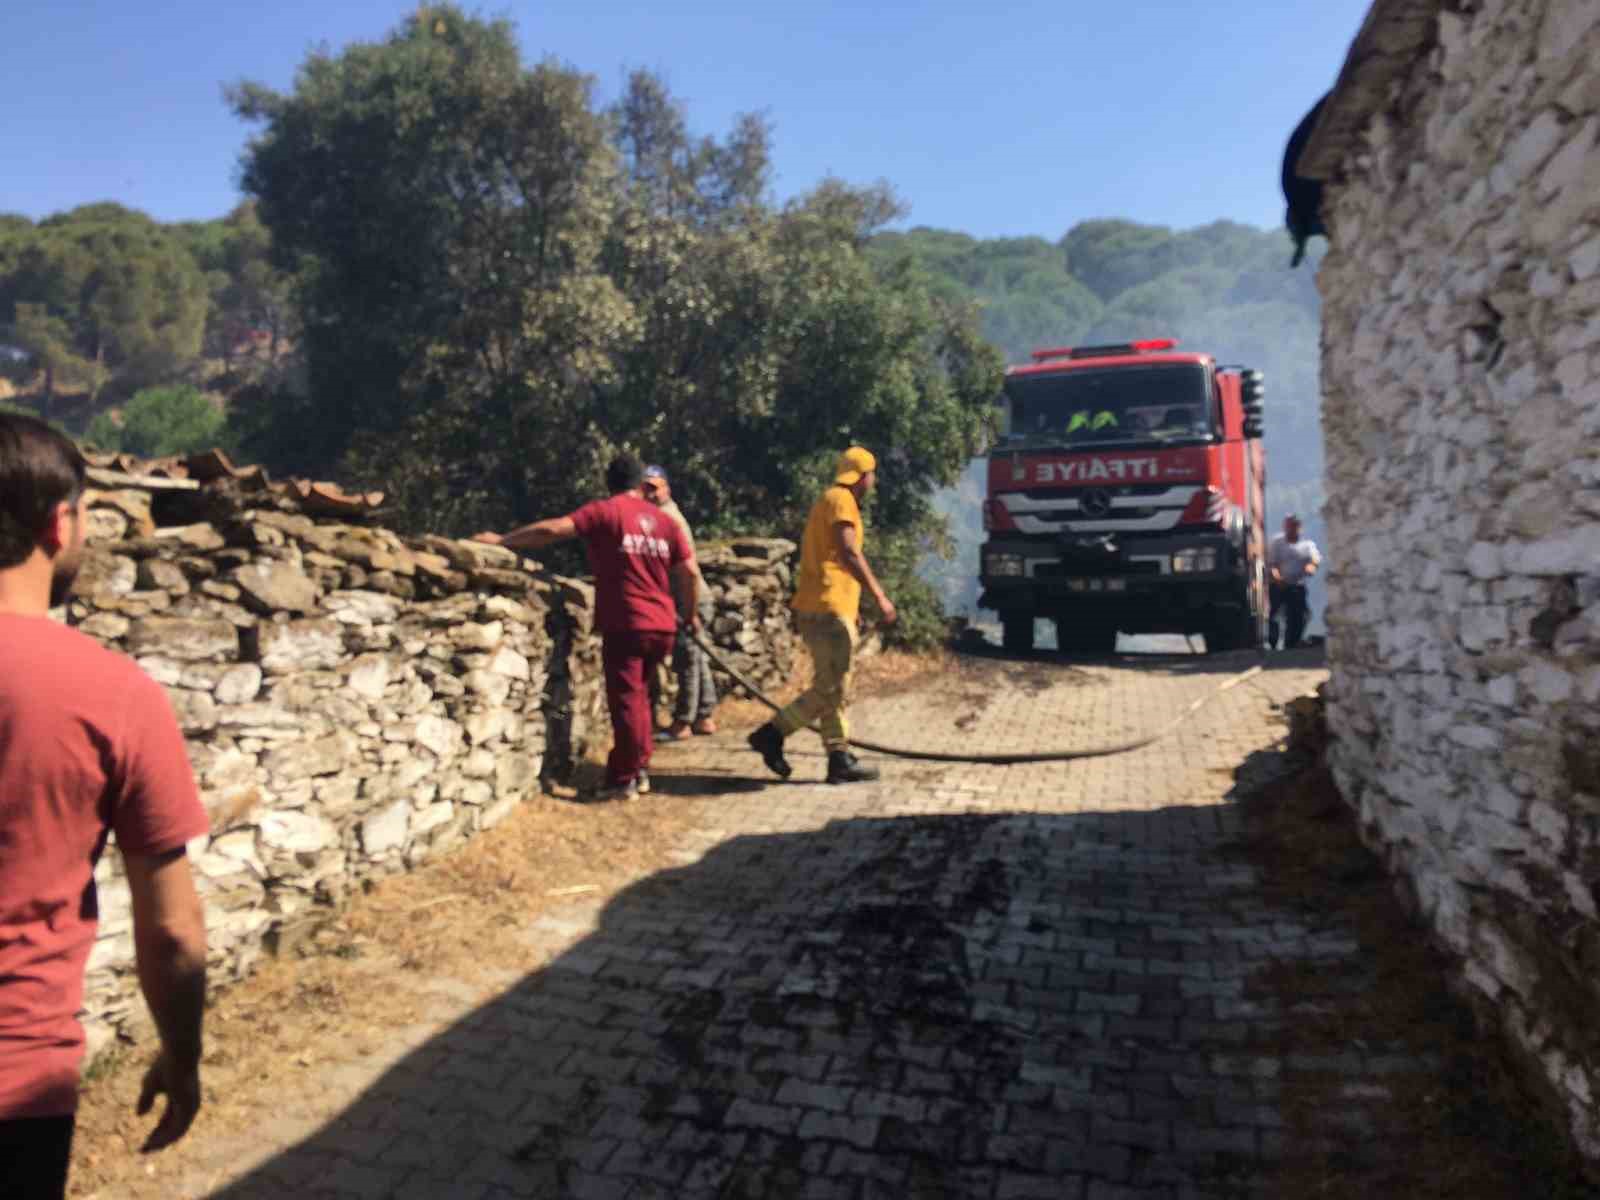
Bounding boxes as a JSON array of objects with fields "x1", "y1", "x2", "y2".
[
  {"x1": 233, "y1": 560, "x2": 320, "y2": 615},
  {"x1": 450, "y1": 621, "x2": 504, "y2": 650},
  {"x1": 1521, "y1": 660, "x2": 1575, "y2": 703},
  {"x1": 169, "y1": 688, "x2": 218, "y2": 733},
  {"x1": 359, "y1": 801, "x2": 410, "y2": 857},
  {"x1": 256, "y1": 619, "x2": 345, "y2": 673},
  {"x1": 414, "y1": 715, "x2": 464, "y2": 760},
  {"x1": 78, "y1": 551, "x2": 139, "y2": 600},
  {"x1": 154, "y1": 523, "x2": 225, "y2": 552},
  {"x1": 259, "y1": 810, "x2": 337, "y2": 856},
  {"x1": 128, "y1": 617, "x2": 239, "y2": 663},
  {"x1": 480, "y1": 595, "x2": 539, "y2": 624},
  {"x1": 137, "y1": 558, "x2": 190, "y2": 595},
  {"x1": 262, "y1": 733, "x2": 357, "y2": 782},
  {"x1": 1458, "y1": 607, "x2": 1511, "y2": 652},
  {"x1": 496, "y1": 752, "x2": 539, "y2": 799},
  {"x1": 461, "y1": 748, "x2": 496, "y2": 779},
  {"x1": 1504, "y1": 524, "x2": 1600, "y2": 575},
  {"x1": 478, "y1": 795, "x2": 519, "y2": 831},
  {"x1": 345, "y1": 654, "x2": 391, "y2": 701},
  {"x1": 461, "y1": 670, "x2": 512, "y2": 708},
  {"x1": 463, "y1": 709, "x2": 507, "y2": 746},
  {"x1": 411, "y1": 801, "x2": 455, "y2": 838},
  {"x1": 1464, "y1": 542, "x2": 1501, "y2": 580},
  {"x1": 483, "y1": 645, "x2": 530, "y2": 680},
  {"x1": 79, "y1": 613, "x2": 130, "y2": 641},
  {"x1": 323, "y1": 590, "x2": 402, "y2": 627},
  {"x1": 215, "y1": 664, "x2": 263, "y2": 705}
]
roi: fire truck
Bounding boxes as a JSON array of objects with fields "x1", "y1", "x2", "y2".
[{"x1": 978, "y1": 338, "x2": 1266, "y2": 654}]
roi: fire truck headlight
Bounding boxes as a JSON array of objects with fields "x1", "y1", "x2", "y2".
[
  {"x1": 986, "y1": 553, "x2": 1025, "y2": 577},
  {"x1": 1171, "y1": 549, "x2": 1218, "y2": 574}
]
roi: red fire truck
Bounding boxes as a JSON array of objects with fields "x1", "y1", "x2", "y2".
[{"x1": 979, "y1": 338, "x2": 1266, "y2": 654}]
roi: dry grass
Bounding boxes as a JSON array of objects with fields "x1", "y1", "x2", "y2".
[{"x1": 1234, "y1": 764, "x2": 1593, "y2": 1198}]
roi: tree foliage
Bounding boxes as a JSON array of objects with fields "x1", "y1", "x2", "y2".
[
  {"x1": 173, "y1": 202, "x2": 297, "y2": 379},
  {"x1": 226, "y1": 4, "x2": 1002, "y2": 653},
  {"x1": 0, "y1": 204, "x2": 215, "y2": 418},
  {"x1": 84, "y1": 384, "x2": 227, "y2": 458}
]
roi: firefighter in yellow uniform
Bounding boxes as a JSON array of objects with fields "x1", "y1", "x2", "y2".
[{"x1": 747, "y1": 447, "x2": 897, "y2": 784}]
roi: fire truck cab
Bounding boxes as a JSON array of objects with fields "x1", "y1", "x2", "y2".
[{"x1": 979, "y1": 338, "x2": 1267, "y2": 654}]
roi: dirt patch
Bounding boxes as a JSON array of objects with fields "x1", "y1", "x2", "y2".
[{"x1": 1233, "y1": 762, "x2": 1593, "y2": 1198}]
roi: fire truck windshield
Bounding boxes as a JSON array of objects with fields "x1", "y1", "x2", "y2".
[{"x1": 1002, "y1": 364, "x2": 1213, "y2": 448}]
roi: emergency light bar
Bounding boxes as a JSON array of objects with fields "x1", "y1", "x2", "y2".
[{"x1": 1029, "y1": 338, "x2": 1178, "y2": 362}]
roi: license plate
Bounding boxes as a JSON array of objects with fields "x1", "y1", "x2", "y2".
[{"x1": 1065, "y1": 578, "x2": 1127, "y2": 592}]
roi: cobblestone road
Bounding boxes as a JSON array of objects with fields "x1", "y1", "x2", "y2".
[{"x1": 176, "y1": 644, "x2": 1426, "y2": 1199}]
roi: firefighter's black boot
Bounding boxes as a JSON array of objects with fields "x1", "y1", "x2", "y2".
[
  {"x1": 827, "y1": 749, "x2": 879, "y2": 785},
  {"x1": 747, "y1": 722, "x2": 792, "y2": 779}
]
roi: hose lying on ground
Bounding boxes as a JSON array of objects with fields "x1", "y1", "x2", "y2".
[{"x1": 682, "y1": 622, "x2": 1265, "y2": 765}]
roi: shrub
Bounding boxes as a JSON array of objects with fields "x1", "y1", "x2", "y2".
[{"x1": 85, "y1": 385, "x2": 226, "y2": 458}]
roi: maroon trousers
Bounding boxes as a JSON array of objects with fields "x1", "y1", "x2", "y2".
[{"x1": 601, "y1": 630, "x2": 675, "y2": 787}]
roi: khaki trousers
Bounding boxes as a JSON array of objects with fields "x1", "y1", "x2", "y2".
[{"x1": 774, "y1": 612, "x2": 857, "y2": 751}]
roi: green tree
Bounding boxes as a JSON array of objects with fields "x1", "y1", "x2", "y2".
[
  {"x1": 174, "y1": 203, "x2": 297, "y2": 379},
  {"x1": 1061, "y1": 219, "x2": 1179, "y2": 302},
  {"x1": 232, "y1": 11, "x2": 1002, "y2": 647},
  {"x1": 871, "y1": 228, "x2": 1103, "y2": 362},
  {"x1": 85, "y1": 385, "x2": 226, "y2": 458},
  {"x1": 230, "y1": 5, "x2": 627, "y2": 484},
  {"x1": 0, "y1": 205, "x2": 208, "y2": 411},
  {"x1": 5, "y1": 303, "x2": 106, "y2": 417}
]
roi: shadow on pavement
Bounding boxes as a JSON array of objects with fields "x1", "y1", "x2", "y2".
[
  {"x1": 642, "y1": 773, "x2": 768, "y2": 798},
  {"x1": 207, "y1": 785, "x2": 1407, "y2": 1200}
]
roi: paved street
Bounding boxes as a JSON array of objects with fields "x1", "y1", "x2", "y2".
[{"x1": 168, "y1": 644, "x2": 1425, "y2": 1198}]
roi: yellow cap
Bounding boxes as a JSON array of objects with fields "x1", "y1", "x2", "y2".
[{"x1": 834, "y1": 446, "x2": 876, "y2": 486}]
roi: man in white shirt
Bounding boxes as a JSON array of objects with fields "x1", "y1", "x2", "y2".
[{"x1": 1267, "y1": 513, "x2": 1322, "y2": 649}]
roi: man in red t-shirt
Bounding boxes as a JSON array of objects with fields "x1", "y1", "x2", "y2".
[
  {"x1": 475, "y1": 455, "x2": 697, "y2": 800},
  {"x1": 0, "y1": 414, "x2": 211, "y2": 1199}
]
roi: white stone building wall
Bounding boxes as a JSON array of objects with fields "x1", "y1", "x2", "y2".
[{"x1": 1310, "y1": 0, "x2": 1600, "y2": 1163}]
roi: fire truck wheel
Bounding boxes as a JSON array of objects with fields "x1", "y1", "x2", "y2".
[{"x1": 1001, "y1": 612, "x2": 1035, "y2": 655}]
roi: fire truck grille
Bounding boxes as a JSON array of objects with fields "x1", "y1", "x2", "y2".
[{"x1": 1033, "y1": 560, "x2": 1164, "y2": 579}]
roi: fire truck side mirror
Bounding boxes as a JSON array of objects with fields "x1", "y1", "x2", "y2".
[{"x1": 1243, "y1": 415, "x2": 1264, "y2": 439}]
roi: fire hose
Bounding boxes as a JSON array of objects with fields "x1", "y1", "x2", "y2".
[{"x1": 682, "y1": 621, "x2": 1264, "y2": 765}]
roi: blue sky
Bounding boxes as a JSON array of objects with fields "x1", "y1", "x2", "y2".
[{"x1": 6, "y1": 0, "x2": 1371, "y2": 239}]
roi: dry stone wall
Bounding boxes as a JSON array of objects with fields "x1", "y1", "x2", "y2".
[
  {"x1": 1309, "y1": 0, "x2": 1600, "y2": 1163},
  {"x1": 69, "y1": 476, "x2": 797, "y2": 1057}
]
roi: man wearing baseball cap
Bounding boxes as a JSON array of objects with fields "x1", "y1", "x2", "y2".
[{"x1": 748, "y1": 446, "x2": 896, "y2": 784}]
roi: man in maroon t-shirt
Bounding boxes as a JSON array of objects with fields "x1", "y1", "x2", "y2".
[
  {"x1": 475, "y1": 454, "x2": 697, "y2": 800},
  {"x1": 0, "y1": 414, "x2": 211, "y2": 1199}
]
